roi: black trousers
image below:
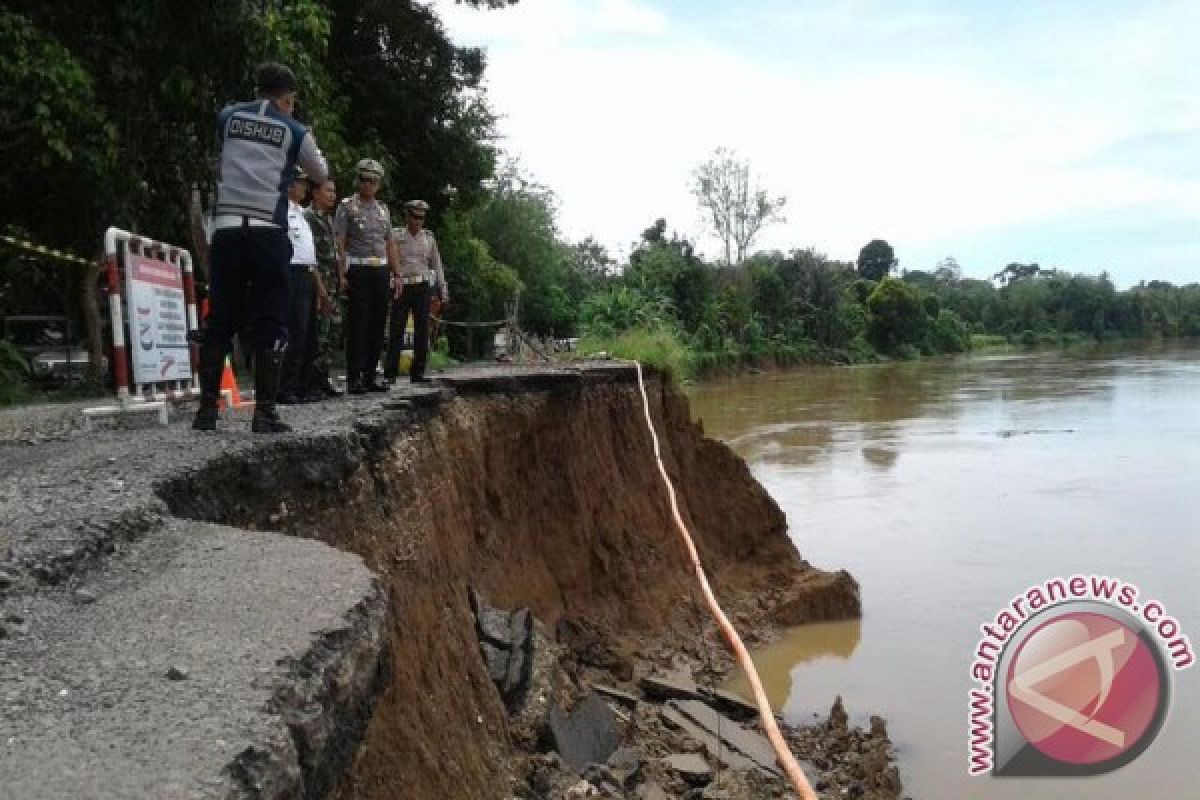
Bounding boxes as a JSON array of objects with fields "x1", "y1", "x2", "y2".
[
  {"x1": 344, "y1": 263, "x2": 390, "y2": 382},
  {"x1": 204, "y1": 226, "x2": 292, "y2": 353},
  {"x1": 384, "y1": 282, "x2": 431, "y2": 380},
  {"x1": 280, "y1": 265, "x2": 315, "y2": 396}
]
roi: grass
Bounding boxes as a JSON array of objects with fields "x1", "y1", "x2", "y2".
[
  {"x1": 970, "y1": 333, "x2": 1012, "y2": 350},
  {"x1": 579, "y1": 327, "x2": 694, "y2": 382}
]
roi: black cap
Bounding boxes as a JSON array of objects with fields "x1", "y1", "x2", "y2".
[{"x1": 255, "y1": 63, "x2": 298, "y2": 96}]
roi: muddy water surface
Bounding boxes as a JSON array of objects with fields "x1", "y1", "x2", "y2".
[{"x1": 689, "y1": 344, "x2": 1200, "y2": 799}]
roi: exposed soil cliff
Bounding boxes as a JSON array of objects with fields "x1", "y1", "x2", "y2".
[{"x1": 160, "y1": 365, "x2": 862, "y2": 799}]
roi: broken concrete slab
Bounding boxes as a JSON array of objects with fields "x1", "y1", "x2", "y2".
[
  {"x1": 638, "y1": 783, "x2": 669, "y2": 800},
  {"x1": 663, "y1": 752, "x2": 712, "y2": 785},
  {"x1": 669, "y1": 699, "x2": 782, "y2": 778},
  {"x1": 659, "y1": 706, "x2": 762, "y2": 776},
  {"x1": 593, "y1": 683, "x2": 639, "y2": 710},
  {"x1": 698, "y1": 687, "x2": 759, "y2": 722},
  {"x1": 638, "y1": 669, "x2": 701, "y2": 702},
  {"x1": 546, "y1": 692, "x2": 620, "y2": 773}
]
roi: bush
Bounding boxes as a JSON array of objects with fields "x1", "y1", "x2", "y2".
[
  {"x1": 0, "y1": 339, "x2": 33, "y2": 405},
  {"x1": 579, "y1": 327, "x2": 694, "y2": 381},
  {"x1": 970, "y1": 333, "x2": 1010, "y2": 350},
  {"x1": 867, "y1": 277, "x2": 929, "y2": 354},
  {"x1": 928, "y1": 309, "x2": 971, "y2": 353}
]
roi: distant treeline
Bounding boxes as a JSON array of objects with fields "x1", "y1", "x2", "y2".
[
  {"x1": 572, "y1": 227, "x2": 1200, "y2": 377},
  {"x1": 1, "y1": 2, "x2": 1194, "y2": 390}
]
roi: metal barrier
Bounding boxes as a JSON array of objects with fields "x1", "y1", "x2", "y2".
[{"x1": 83, "y1": 227, "x2": 200, "y2": 427}]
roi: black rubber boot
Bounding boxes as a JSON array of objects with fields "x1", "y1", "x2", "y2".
[
  {"x1": 251, "y1": 346, "x2": 292, "y2": 434},
  {"x1": 192, "y1": 341, "x2": 225, "y2": 432}
]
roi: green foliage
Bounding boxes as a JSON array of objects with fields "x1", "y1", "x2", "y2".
[
  {"x1": 857, "y1": 239, "x2": 896, "y2": 281},
  {"x1": 867, "y1": 277, "x2": 929, "y2": 354},
  {"x1": 0, "y1": 12, "x2": 116, "y2": 249},
  {"x1": 581, "y1": 286, "x2": 674, "y2": 338},
  {"x1": 435, "y1": 209, "x2": 520, "y2": 357},
  {"x1": 467, "y1": 168, "x2": 580, "y2": 335},
  {"x1": 626, "y1": 222, "x2": 714, "y2": 331},
  {"x1": 327, "y1": 0, "x2": 497, "y2": 207},
  {"x1": 0, "y1": 339, "x2": 33, "y2": 406},
  {"x1": 928, "y1": 309, "x2": 971, "y2": 353}
]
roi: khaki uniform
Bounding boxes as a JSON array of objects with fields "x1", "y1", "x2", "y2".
[
  {"x1": 334, "y1": 196, "x2": 392, "y2": 259},
  {"x1": 385, "y1": 225, "x2": 447, "y2": 382},
  {"x1": 335, "y1": 195, "x2": 393, "y2": 384},
  {"x1": 393, "y1": 228, "x2": 447, "y2": 292}
]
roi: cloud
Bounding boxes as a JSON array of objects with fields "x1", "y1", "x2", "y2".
[
  {"x1": 435, "y1": 0, "x2": 666, "y2": 45},
  {"x1": 432, "y1": 1, "x2": 1200, "y2": 281}
]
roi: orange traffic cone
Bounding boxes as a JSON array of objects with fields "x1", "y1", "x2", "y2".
[{"x1": 218, "y1": 357, "x2": 243, "y2": 410}]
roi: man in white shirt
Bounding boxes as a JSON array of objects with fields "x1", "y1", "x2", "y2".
[{"x1": 279, "y1": 166, "x2": 319, "y2": 403}]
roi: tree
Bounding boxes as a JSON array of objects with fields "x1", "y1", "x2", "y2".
[
  {"x1": 857, "y1": 239, "x2": 896, "y2": 281},
  {"x1": 933, "y1": 257, "x2": 962, "y2": 283},
  {"x1": 0, "y1": 12, "x2": 110, "y2": 250},
  {"x1": 626, "y1": 221, "x2": 713, "y2": 332},
  {"x1": 691, "y1": 147, "x2": 786, "y2": 265},
  {"x1": 993, "y1": 262, "x2": 1041, "y2": 287},
  {"x1": 569, "y1": 237, "x2": 616, "y2": 288},
  {"x1": 468, "y1": 165, "x2": 579, "y2": 335},
  {"x1": 866, "y1": 277, "x2": 928, "y2": 353}
]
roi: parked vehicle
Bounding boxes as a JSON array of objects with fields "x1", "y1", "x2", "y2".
[{"x1": 2, "y1": 315, "x2": 106, "y2": 387}]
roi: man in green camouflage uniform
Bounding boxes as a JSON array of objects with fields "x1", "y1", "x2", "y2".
[{"x1": 303, "y1": 177, "x2": 342, "y2": 398}]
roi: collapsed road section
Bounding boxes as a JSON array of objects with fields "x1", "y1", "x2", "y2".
[{"x1": 0, "y1": 363, "x2": 886, "y2": 799}]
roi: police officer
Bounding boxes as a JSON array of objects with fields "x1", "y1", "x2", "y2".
[
  {"x1": 383, "y1": 199, "x2": 448, "y2": 384},
  {"x1": 303, "y1": 176, "x2": 341, "y2": 399},
  {"x1": 335, "y1": 158, "x2": 395, "y2": 394},
  {"x1": 193, "y1": 62, "x2": 327, "y2": 433},
  {"x1": 278, "y1": 165, "x2": 318, "y2": 404}
]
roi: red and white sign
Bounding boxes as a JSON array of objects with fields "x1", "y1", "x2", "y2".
[{"x1": 125, "y1": 254, "x2": 192, "y2": 385}]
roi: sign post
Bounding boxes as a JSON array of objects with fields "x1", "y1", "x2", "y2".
[{"x1": 83, "y1": 227, "x2": 200, "y2": 428}]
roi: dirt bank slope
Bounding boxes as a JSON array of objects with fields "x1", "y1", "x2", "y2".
[{"x1": 161, "y1": 365, "x2": 860, "y2": 799}]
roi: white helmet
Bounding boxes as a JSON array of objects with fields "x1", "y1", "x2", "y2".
[{"x1": 355, "y1": 158, "x2": 384, "y2": 180}]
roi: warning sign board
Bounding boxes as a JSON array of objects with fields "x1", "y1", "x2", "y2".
[{"x1": 125, "y1": 254, "x2": 192, "y2": 384}]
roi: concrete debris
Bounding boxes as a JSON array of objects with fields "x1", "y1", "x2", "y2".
[
  {"x1": 638, "y1": 670, "x2": 701, "y2": 703},
  {"x1": 469, "y1": 588, "x2": 535, "y2": 712},
  {"x1": 593, "y1": 684, "x2": 639, "y2": 710},
  {"x1": 696, "y1": 688, "x2": 758, "y2": 722},
  {"x1": 546, "y1": 692, "x2": 620, "y2": 774},
  {"x1": 663, "y1": 753, "x2": 711, "y2": 786}
]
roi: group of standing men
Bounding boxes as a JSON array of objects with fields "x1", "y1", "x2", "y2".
[{"x1": 193, "y1": 62, "x2": 447, "y2": 434}]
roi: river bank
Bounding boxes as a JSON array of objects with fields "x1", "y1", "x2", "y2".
[
  {"x1": 0, "y1": 363, "x2": 901, "y2": 799},
  {"x1": 689, "y1": 346, "x2": 1200, "y2": 798}
]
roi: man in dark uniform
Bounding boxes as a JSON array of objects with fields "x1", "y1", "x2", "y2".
[
  {"x1": 303, "y1": 176, "x2": 341, "y2": 399},
  {"x1": 193, "y1": 62, "x2": 327, "y2": 433},
  {"x1": 335, "y1": 158, "x2": 395, "y2": 394},
  {"x1": 384, "y1": 200, "x2": 448, "y2": 384}
]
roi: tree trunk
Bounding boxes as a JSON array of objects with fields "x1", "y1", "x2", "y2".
[
  {"x1": 78, "y1": 261, "x2": 105, "y2": 386},
  {"x1": 188, "y1": 184, "x2": 210, "y2": 286}
]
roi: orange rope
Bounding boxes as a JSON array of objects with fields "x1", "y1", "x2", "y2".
[{"x1": 631, "y1": 361, "x2": 819, "y2": 800}]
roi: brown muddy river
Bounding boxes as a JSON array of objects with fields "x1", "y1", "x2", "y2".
[{"x1": 688, "y1": 344, "x2": 1199, "y2": 799}]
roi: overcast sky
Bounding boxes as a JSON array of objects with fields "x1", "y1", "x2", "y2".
[{"x1": 432, "y1": 0, "x2": 1199, "y2": 286}]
